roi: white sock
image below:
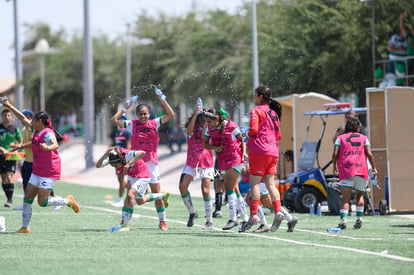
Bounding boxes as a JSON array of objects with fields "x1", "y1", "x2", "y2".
[
  {"x1": 22, "y1": 202, "x2": 32, "y2": 228},
  {"x1": 227, "y1": 192, "x2": 237, "y2": 221},
  {"x1": 121, "y1": 208, "x2": 133, "y2": 225},
  {"x1": 204, "y1": 197, "x2": 213, "y2": 223},
  {"x1": 281, "y1": 207, "x2": 293, "y2": 222},
  {"x1": 157, "y1": 209, "x2": 166, "y2": 222},
  {"x1": 257, "y1": 206, "x2": 267, "y2": 225},
  {"x1": 181, "y1": 192, "x2": 195, "y2": 214},
  {"x1": 237, "y1": 196, "x2": 249, "y2": 222},
  {"x1": 149, "y1": 193, "x2": 163, "y2": 201},
  {"x1": 47, "y1": 196, "x2": 68, "y2": 207}
]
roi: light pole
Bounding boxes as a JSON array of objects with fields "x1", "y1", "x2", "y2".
[
  {"x1": 83, "y1": 0, "x2": 95, "y2": 168},
  {"x1": 35, "y1": 39, "x2": 49, "y2": 111},
  {"x1": 125, "y1": 23, "x2": 131, "y2": 102},
  {"x1": 9, "y1": 0, "x2": 23, "y2": 110},
  {"x1": 252, "y1": 0, "x2": 259, "y2": 95},
  {"x1": 361, "y1": 0, "x2": 376, "y2": 87}
]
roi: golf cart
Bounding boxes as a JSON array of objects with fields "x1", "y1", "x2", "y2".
[{"x1": 282, "y1": 103, "x2": 373, "y2": 213}]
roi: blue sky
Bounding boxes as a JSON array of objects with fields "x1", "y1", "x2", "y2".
[{"x1": 0, "y1": 0, "x2": 243, "y2": 79}]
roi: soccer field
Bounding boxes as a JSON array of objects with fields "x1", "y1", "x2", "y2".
[{"x1": 1, "y1": 182, "x2": 413, "y2": 275}]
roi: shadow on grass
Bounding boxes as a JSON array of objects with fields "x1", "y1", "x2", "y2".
[{"x1": 390, "y1": 224, "x2": 414, "y2": 228}]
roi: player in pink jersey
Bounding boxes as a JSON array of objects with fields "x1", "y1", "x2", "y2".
[
  {"x1": 179, "y1": 104, "x2": 215, "y2": 230},
  {"x1": 332, "y1": 117, "x2": 377, "y2": 230},
  {"x1": 96, "y1": 147, "x2": 170, "y2": 232},
  {"x1": 3, "y1": 100, "x2": 79, "y2": 233},
  {"x1": 112, "y1": 89, "x2": 174, "y2": 231},
  {"x1": 240, "y1": 85, "x2": 297, "y2": 233},
  {"x1": 203, "y1": 108, "x2": 249, "y2": 231}
]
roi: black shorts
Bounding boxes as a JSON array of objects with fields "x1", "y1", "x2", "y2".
[{"x1": 0, "y1": 155, "x2": 16, "y2": 174}]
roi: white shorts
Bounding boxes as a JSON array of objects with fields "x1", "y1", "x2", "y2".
[
  {"x1": 340, "y1": 176, "x2": 367, "y2": 192},
  {"x1": 145, "y1": 161, "x2": 161, "y2": 183},
  {"x1": 221, "y1": 163, "x2": 245, "y2": 175},
  {"x1": 29, "y1": 174, "x2": 56, "y2": 190},
  {"x1": 182, "y1": 165, "x2": 214, "y2": 180},
  {"x1": 129, "y1": 177, "x2": 151, "y2": 198}
]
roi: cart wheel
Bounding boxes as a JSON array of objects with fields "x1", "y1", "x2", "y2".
[{"x1": 379, "y1": 199, "x2": 388, "y2": 215}]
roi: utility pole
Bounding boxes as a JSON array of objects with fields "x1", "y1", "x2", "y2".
[{"x1": 83, "y1": 0, "x2": 95, "y2": 168}]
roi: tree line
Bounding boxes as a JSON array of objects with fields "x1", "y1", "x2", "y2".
[{"x1": 19, "y1": 0, "x2": 414, "y2": 121}]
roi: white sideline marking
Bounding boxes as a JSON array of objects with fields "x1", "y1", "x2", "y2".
[
  {"x1": 295, "y1": 228, "x2": 383, "y2": 240},
  {"x1": 84, "y1": 205, "x2": 414, "y2": 263}
]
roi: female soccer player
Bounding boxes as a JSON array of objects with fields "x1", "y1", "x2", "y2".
[
  {"x1": 179, "y1": 104, "x2": 214, "y2": 229},
  {"x1": 3, "y1": 99, "x2": 79, "y2": 233},
  {"x1": 96, "y1": 147, "x2": 169, "y2": 232},
  {"x1": 203, "y1": 108, "x2": 248, "y2": 230},
  {"x1": 239, "y1": 85, "x2": 295, "y2": 233},
  {"x1": 332, "y1": 117, "x2": 377, "y2": 230},
  {"x1": 111, "y1": 87, "x2": 174, "y2": 231}
]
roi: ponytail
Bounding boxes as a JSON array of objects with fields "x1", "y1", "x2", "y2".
[{"x1": 269, "y1": 99, "x2": 282, "y2": 120}]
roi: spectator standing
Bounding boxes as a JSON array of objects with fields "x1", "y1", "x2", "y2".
[
  {"x1": 0, "y1": 109, "x2": 22, "y2": 208},
  {"x1": 400, "y1": 12, "x2": 414, "y2": 74},
  {"x1": 387, "y1": 31, "x2": 407, "y2": 85}
]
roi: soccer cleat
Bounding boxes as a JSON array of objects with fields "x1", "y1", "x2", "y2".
[
  {"x1": 353, "y1": 219, "x2": 363, "y2": 229},
  {"x1": 162, "y1": 192, "x2": 170, "y2": 208},
  {"x1": 212, "y1": 210, "x2": 222, "y2": 218},
  {"x1": 270, "y1": 211, "x2": 284, "y2": 232},
  {"x1": 253, "y1": 224, "x2": 271, "y2": 233},
  {"x1": 108, "y1": 224, "x2": 129, "y2": 233},
  {"x1": 66, "y1": 195, "x2": 79, "y2": 213},
  {"x1": 118, "y1": 225, "x2": 130, "y2": 232},
  {"x1": 222, "y1": 220, "x2": 238, "y2": 230},
  {"x1": 111, "y1": 198, "x2": 124, "y2": 207},
  {"x1": 159, "y1": 221, "x2": 168, "y2": 231},
  {"x1": 4, "y1": 200, "x2": 12, "y2": 208},
  {"x1": 16, "y1": 227, "x2": 30, "y2": 233},
  {"x1": 238, "y1": 215, "x2": 259, "y2": 233},
  {"x1": 187, "y1": 212, "x2": 198, "y2": 227},
  {"x1": 287, "y1": 216, "x2": 298, "y2": 232},
  {"x1": 337, "y1": 223, "x2": 347, "y2": 230},
  {"x1": 202, "y1": 222, "x2": 213, "y2": 230}
]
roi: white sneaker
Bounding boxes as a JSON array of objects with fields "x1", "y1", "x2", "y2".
[
  {"x1": 111, "y1": 198, "x2": 124, "y2": 207},
  {"x1": 262, "y1": 207, "x2": 271, "y2": 215},
  {"x1": 54, "y1": 205, "x2": 62, "y2": 211}
]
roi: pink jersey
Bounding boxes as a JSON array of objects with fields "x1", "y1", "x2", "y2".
[
  {"x1": 207, "y1": 120, "x2": 243, "y2": 171},
  {"x1": 186, "y1": 125, "x2": 213, "y2": 168},
  {"x1": 336, "y1": 132, "x2": 369, "y2": 180},
  {"x1": 31, "y1": 128, "x2": 61, "y2": 179},
  {"x1": 116, "y1": 148, "x2": 151, "y2": 179},
  {"x1": 247, "y1": 104, "x2": 280, "y2": 157},
  {"x1": 130, "y1": 119, "x2": 159, "y2": 164}
]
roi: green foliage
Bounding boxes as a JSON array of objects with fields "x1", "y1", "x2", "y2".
[{"x1": 20, "y1": 0, "x2": 414, "y2": 120}]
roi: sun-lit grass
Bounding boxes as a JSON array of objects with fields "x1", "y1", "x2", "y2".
[{"x1": 1, "y1": 182, "x2": 413, "y2": 275}]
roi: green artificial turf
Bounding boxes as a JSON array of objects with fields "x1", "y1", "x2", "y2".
[{"x1": 0, "y1": 182, "x2": 413, "y2": 275}]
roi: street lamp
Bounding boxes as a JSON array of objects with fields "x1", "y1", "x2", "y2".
[{"x1": 35, "y1": 38, "x2": 49, "y2": 111}]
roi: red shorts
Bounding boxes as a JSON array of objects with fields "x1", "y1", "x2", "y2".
[{"x1": 248, "y1": 151, "x2": 278, "y2": 177}]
